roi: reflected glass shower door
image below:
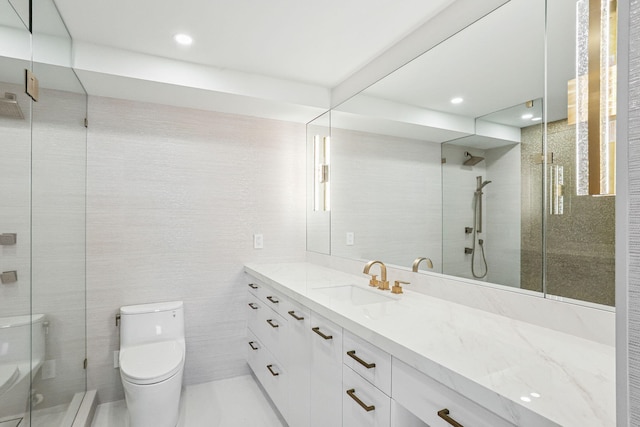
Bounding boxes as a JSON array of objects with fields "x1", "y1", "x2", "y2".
[{"x1": 0, "y1": 0, "x2": 34, "y2": 423}]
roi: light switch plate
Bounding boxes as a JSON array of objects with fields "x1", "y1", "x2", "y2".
[
  {"x1": 253, "y1": 234, "x2": 263, "y2": 249},
  {"x1": 346, "y1": 232, "x2": 354, "y2": 246}
]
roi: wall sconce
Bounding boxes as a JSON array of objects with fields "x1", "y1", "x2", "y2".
[
  {"x1": 569, "y1": 0, "x2": 617, "y2": 196},
  {"x1": 314, "y1": 135, "x2": 330, "y2": 211}
]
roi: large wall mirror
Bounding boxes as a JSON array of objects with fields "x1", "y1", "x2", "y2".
[{"x1": 307, "y1": 0, "x2": 616, "y2": 308}]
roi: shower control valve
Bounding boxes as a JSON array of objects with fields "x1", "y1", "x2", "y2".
[
  {"x1": 464, "y1": 227, "x2": 473, "y2": 234},
  {"x1": 464, "y1": 247, "x2": 473, "y2": 255}
]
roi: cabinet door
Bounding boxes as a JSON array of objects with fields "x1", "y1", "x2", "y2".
[
  {"x1": 310, "y1": 312, "x2": 343, "y2": 427},
  {"x1": 343, "y1": 365, "x2": 391, "y2": 427},
  {"x1": 283, "y1": 298, "x2": 311, "y2": 427}
]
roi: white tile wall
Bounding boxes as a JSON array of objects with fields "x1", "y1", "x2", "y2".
[
  {"x1": 86, "y1": 96, "x2": 306, "y2": 403},
  {"x1": 442, "y1": 143, "x2": 520, "y2": 286}
]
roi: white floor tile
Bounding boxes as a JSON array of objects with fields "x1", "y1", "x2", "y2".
[{"x1": 91, "y1": 375, "x2": 285, "y2": 427}]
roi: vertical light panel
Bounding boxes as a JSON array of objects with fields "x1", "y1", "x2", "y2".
[{"x1": 314, "y1": 135, "x2": 330, "y2": 211}]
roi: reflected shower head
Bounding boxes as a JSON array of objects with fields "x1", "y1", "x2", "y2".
[
  {"x1": 0, "y1": 93, "x2": 24, "y2": 120},
  {"x1": 463, "y1": 151, "x2": 484, "y2": 166}
]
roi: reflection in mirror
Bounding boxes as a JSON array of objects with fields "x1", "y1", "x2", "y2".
[
  {"x1": 307, "y1": 111, "x2": 331, "y2": 254},
  {"x1": 321, "y1": 0, "x2": 616, "y2": 307}
]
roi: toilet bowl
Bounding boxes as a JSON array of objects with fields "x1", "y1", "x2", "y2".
[{"x1": 119, "y1": 301, "x2": 185, "y2": 427}]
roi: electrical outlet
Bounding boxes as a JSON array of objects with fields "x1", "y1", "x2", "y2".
[
  {"x1": 114, "y1": 351, "x2": 120, "y2": 368},
  {"x1": 41, "y1": 360, "x2": 56, "y2": 379},
  {"x1": 253, "y1": 234, "x2": 264, "y2": 249},
  {"x1": 346, "y1": 232, "x2": 354, "y2": 246}
]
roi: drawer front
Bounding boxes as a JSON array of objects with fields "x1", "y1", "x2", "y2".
[
  {"x1": 247, "y1": 329, "x2": 263, "y2": 373},
  {"x1": 261, "y1": 287, "x2": 286, "y2": 316},
  {"x1": 343, "y1": 330, "x2": 392, "y2": 395},
  {"x1": 392, "y1": 359, "x2": 516, "y2": 427},
  {"x1": 247, "y1": 293, "x2": 262, "y2": 334},
  {"x1": 247, "y1": 280, "x2": 263, "y2": 299},
  {"x1": 310, "y1": 312, "x2": 343, "y2": 427},
  {"x1": 252, "y1": 342, "x2": 289, "y2": 422},
  {"x1": 343, "y1": 365, "x2": 391, "y2": 427},
  {"x1": 282, "y1": 298, "x2": 310, "y2": 427},
  {"x1": 256, "y1": 303, "x2": 288, "y2": 364}
]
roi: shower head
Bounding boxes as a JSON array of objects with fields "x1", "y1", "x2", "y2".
[
  {"x1": 0, "y1": 93, "x2": 24, "y2": 120},
  {"x1": 480, "y1": 180, "x2": 492, "y2": 189},
  {"x1": 463, "y1": 151, "x2": 484, "y2": 166}
]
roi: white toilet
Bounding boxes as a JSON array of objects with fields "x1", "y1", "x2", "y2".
[{"x1": 119, "y1": 301, "x2": 185, "y2": 427}]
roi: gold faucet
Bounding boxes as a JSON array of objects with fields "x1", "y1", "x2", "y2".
[
  {"x1": 412, "y1": 257, "x2": 433, "y2": 272},
  {"x1": 363, "y1": 260, "x2": 389, "y2": 290}
]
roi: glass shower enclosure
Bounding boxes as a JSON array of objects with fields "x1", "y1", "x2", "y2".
[{"x1": 1, "y1": 0, "x2": 88, "y2": 425}]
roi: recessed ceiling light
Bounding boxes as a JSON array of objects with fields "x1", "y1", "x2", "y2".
[
  {"x1": 531, "y1": 117, "x2": 542, "y2": 121},
  {"x1": 521, "y1": 113, "x2": 534, "y2": 120},
  {"x1": 174, "y1": 33, "x2": 193, "y2": 46},
  {"x1": 450, "y1": 97, "x2": 463, "y2": 104}
]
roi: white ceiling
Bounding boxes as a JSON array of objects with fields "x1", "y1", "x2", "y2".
[{"x1": 53, "y1": 0, "x2": 456, "y2": 88}]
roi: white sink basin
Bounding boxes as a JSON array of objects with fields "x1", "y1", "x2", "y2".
[{"x1": 313, "y1": 285, "x2": 396, "y2": 306}]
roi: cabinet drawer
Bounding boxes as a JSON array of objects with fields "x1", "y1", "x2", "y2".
[
  {"x1": 246, "y1": 329, "x2": 263, "y2": 373},
  {"x1": 251, "y1": 340, "x2": 289, "y2": 422},
  {"x1": 255, "y1": 306, "x2": 288, "y2": 365},
  {"x1": 261, "y1": 287, "x2": 287, "y2": 316},
  {"x1": 343, "y1": 364, "x2": 391, "y2": 427},
  {"x1": 343, "y1": 330, "x2": 392, "y2": 395},
  {"x1": 247, "y1": 293, "x2": 262, "y2": 334},
  {"x1": 392, "y1": 359, "x2": 515, "y2": 427},
  {"x1": 247, "y1": 281, "x2": 263, "y2": 298}
]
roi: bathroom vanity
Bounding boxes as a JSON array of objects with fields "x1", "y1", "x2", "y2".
[{"x1": 244, "y1": 262, "x2": 614, "y2": 427}]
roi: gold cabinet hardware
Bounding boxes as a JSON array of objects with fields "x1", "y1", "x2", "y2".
[
  {"x1": 437, "y1": 409, "x2": 464, "y2": 427},
  {"x1": 266, "y1": 364, "x2": 280, "y2": 376},
  {"x1": 346, "y1": 389, "x2": 375, "y2": 412},
  {"x1": 346, "y1": 350, "x2": 376, "y2": 369},
  {"x1": 311, "y1": 327, "x2": 333, "y2": 340},
  {"x1": 248, "y1": 302, "x2": 259, "y2": 310},
  {"x1": 266, "y1": 319, "x2": 279, "y2": 328},
  {"x1": 288, "y1": 310, "x2": 304, "y2": 321},
  {"x1": 391, "y1": 280, "x2": 409, "y2": 295},
  {"x1": 248, "y1": 341, "x2": 259, "y2": 350},
  {"x1": 266, "y1": 295, "x2": 279, "y2": 304},
  {"x1": 248, "y1": 283, "x2": 259, "y2": 289}
]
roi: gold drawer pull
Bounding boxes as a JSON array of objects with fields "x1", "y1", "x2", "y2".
[
  {"x1": 266, "y1": 295, "x2": 279, "y2": 304},
  {"x1": 267, "y1": 364, "x2": 280, "y2": 376},
  {"x1": 312, "y1": 327, "x2": 333, "y2": 340},
  {"x1": 346, "y1": 350, "x2": 376, "y2": 369},
  {"x1": 266, "y1": 319, "x2": 279, "y2": 328},
  {"x1": 346, "y1": 388, "x2": 375, "y2": 412},
  {"x1": 248, "y1": 302, "x2": 259, "y2": 310},
  {"x1": 248, "y1": 341, "x2": 259, "y2": 350},
  {"x1": 288, "y1": 310, "x2": 304, "y2": 321},
  {"x1": 248, "y1": 283, "x2": 259, "y2": 289},
  {"x1": 438, "y1": 409, "x2": 464, "y2": 427}
]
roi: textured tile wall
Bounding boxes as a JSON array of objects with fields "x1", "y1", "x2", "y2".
[
  {"x1": 520, "y1": 120, "x2": 615, "y2": 305},
  {"x1": 330, "y1": 127, "x2": 442, "y2": 270},
  {"x1": 86, "y1": 96, "x2": 306, "y2": 403},
  {"x1": 628, "y1": 0, "x2": 640, "y2": 423}
]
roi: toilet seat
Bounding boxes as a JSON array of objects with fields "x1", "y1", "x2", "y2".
[
  {"x1": 0, "y1": 364, "x2": 19, "y2": 395},
  {"x1": 120, "y1": 340, "x2": 183, "y2": 385}
]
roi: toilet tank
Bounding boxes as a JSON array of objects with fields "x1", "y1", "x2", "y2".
[
  {"x1": 0, "y1": 314, "x2": 47, "y2": 364},
  {"x1": 120, "y1": 301, "x2": 184, "y2": 348}
]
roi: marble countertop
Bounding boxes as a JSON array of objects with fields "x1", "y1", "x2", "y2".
[{"x1": 244, "y1": 262, "x2": 615, "y2": 427}]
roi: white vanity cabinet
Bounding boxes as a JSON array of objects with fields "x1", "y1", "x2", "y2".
[
  {"x1": 281, "y1": 297, "x2": 311, "y2": 427},
  {"x1": 309, "y1": 311, "x2": 344, "y2": 427},
  {"x1": 392, "y1": 358, "x2": 516, "y2": 427},
  {"x1": 342, "y1": 331, "x2": 392, "y2": 427}
]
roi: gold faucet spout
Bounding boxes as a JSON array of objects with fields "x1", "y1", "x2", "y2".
[
  {"x1": 412, "y1": 257, "x2": 433, "y2": 272},
  {"x1": 363, "y1": 260, "x2": 387, "y2": 281},
  {"x1": 363, "y1": 260, "x2": 389, "y2": 290}
]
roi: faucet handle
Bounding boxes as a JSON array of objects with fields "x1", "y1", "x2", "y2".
[
  {"x1": 391, "y1": 280, "x2": 409, "y2": 294},
  {"x1": 368, "y1": 274, "x2": 379, "y2": 287}
]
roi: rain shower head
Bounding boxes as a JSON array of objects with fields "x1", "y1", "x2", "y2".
[
  {"x1": 0, "y1": 93, "x2": 24, "y2": 120},
  {"x1": 463, "y1": 151, "x2": 484, "y2": 166}
]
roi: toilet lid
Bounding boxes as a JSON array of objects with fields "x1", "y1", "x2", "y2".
[
  {"x1": 120, "y1": 341, "x2": 183, "y2": 385},
  {"x1": 0, "y1": 364, "x2": 19, "y2": 395}
]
